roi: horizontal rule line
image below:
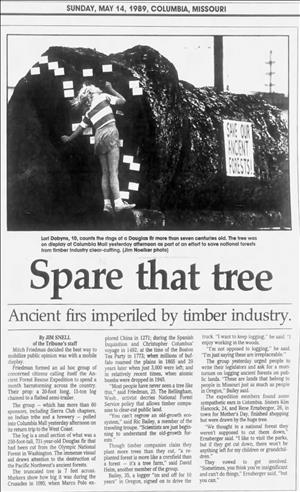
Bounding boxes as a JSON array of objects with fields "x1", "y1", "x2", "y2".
[
  {"x1": 2, "y1": 13, "x2": 299, "y2": 17},
  {"x1": 8, "y1": 328, "x2": 293, "y2": 331},
  {"x1": 6, "y1": 29, "x2": 291, "y2": 32},
  {"x1": 2, "y1": 1, "x2": 299, "y2": 3},
  {"x1": 7, "y1": 303, "x2": 293, "y2": 306},
  {"x1": 2, "y1": 0, "x2": 299, "y2": 3}
]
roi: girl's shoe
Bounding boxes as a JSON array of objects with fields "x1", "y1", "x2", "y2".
[{"x1": 115, "y1": 201, "x2": 136, "y2": 212}]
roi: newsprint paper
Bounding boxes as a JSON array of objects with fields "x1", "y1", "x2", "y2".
[{"x1": 1, "y1": 1, "x2": 300, "y2": 491}]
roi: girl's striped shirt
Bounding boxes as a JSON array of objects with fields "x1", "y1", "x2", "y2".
[{"x1": 80, "y1": 93, "x2": 118, "y2": 131}]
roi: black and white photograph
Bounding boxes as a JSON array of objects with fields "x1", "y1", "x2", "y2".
[
  {"x1": 2, "y1": 2, "x2": 300, "y2": 492},
  {"x1": 7, "y1": 34, "x2": 290, "y2": 231}
]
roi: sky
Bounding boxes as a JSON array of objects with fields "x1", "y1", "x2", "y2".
[{"x1": 8, "y1": 35, "x2": 289, "y2": 95}]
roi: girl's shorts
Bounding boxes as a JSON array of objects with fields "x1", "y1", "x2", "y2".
[{"x1": 94, "y1": 123, "x2": 120, "y2": 155}]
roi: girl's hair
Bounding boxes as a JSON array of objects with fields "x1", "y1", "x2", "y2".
[{"x1": 71, "y1": 84, "x2": 102, "y2": 109}]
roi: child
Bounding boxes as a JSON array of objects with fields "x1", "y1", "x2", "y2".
[{"x1": 61, "y1": 81, "x2": 135, "y2": 213}]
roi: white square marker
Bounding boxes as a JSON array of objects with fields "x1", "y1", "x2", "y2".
[
  {"x1": 48, "y1": 61, "x2": 59, "y2": 70},
  {"x1": 83, "y1": 127, "x2": 93, "y2": 135},
  {"x1": 130, "y1": 162, "x2": 141, "y2": 172},
  {"x1": 120, "y1": 191, "x2": 130, "y2": 200},
  {"x1": 39, "y1": 56, "x2": 48, "y2": 64},
  {"x1": 119, "y1": 139, "x2": 123, "y2": 147},
  {"x1": 128, "y1": 182, "x2": 139, "y2": 191},
  {"x1": 102, "y1": 64, "x2": 112, "y2": 72},
  {"x1": 132, "y1": 87, "x2": 143, "y2": 96},
  {"x1": 72, "y1": 123, "x2": 80, "y2": 131},
  {"x1": 30, "y1": 67, "x2": 40, "y2": 75},
  {"x1": 123, "y1": 155, "x2": 134, "y2": 164},
  {"x1": 129, "y1": 80, "x2": 140, "y2": 89},
  {"x1": 63, "y1": 80, "x2": 73, "y2": 89},
  {"x1": 82, "y1": 68, "x2": 93, "y2": 77},
  {"x1": 64, "y1": 89, "x2": 74, "y2": 98},
  {"x1": 55, "y1": 68, "x2": 65, "y2": 76},
  {"x1": 90, "y1": 136, "x2": 95, "y2": 144}
]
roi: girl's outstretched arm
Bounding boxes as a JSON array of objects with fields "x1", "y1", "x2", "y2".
[
  {"x1": 61, "y1": 125, "x2": 84, "y2": 144},
  {"x1": 105, "y1": 81, "x2": 126, "y2": 105}
]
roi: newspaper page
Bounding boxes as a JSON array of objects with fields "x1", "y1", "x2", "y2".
[{"x1": 1, "y1": 1, "x2": 299, "y2": 491}]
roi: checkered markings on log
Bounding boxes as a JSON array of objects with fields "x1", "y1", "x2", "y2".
[
  {"x1": 129, "y1": 80, "x2": 140, "y2": 89},
  {"x1": 64, "y1": 89, "x2": 74, "y2": 98},
  {"x1": 30, "y1": 67, "x2": 40, "y2": 75},
  {"x1": 39, "y1": 56, "x2": 48, "y2": 64},
  {"x1": 28, "y1": 54, "x2": 143, "y2": 202},
  {"x1": 128, "y1": 182, "x2": 139, "y2": 191},
  {"x1": 48, "y1": 61, "x2": 59, "y2": 70},
  {"x1": 55, "y1": 68, "x2": 65, "y2": 77},
  {"x1": 29, "y1": 57, "x2": 68, "y2": 86},
  {"x1": 102, "y1": 64, "x2": 113, "y2": 73},
  {"x1": 128, "y1": 79, "x2": 143, "y2": 96},
  {"x1": 123, "y1": 155, "x2": 134, "y2": 164},
  {"x1": 130, "y1": 162, "x2": 140, "y2": 172},
  {"x1": 120, "y1": 191, "x2": 130, "y2": 200},
  {"x1": 132, "y1": 87, "x2": 143, "y2": 96},
  {"x1": 63, "y1": 81, "x2": 73, "y2": 89},
  {"x1": 82, "y1": 68, "x2": 93, "y2": 77},
  {"x1": 120, "y1": 151, "x2": 141, "y2": 200}
]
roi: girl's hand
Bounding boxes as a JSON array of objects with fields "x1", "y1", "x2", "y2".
[{"x1": 61, "y1": 135, "x2": 70, "y2": 144}]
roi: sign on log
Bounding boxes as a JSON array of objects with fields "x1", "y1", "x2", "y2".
[{"x1": 223, "y1": 119, "x2": 255, "y2": 177}]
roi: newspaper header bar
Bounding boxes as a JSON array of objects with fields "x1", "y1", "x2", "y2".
[{"x1": 2, "y1": 1, "x2": 299, "y2": 16}]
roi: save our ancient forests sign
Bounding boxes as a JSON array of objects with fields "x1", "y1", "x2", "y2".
[{"x1": 223, "y1": 119, "x2": 255, "y2": 177}]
